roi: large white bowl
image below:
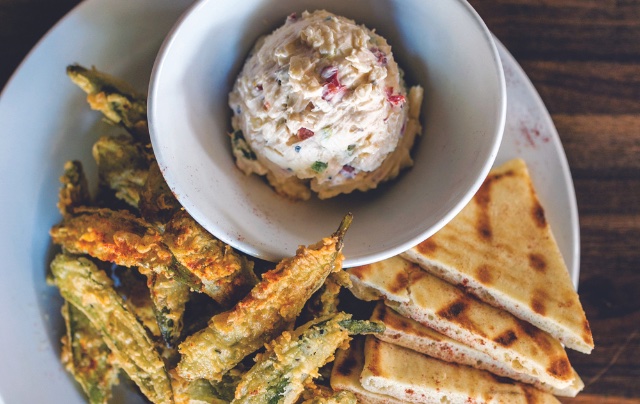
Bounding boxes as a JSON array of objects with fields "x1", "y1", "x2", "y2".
[{"x1": 149, "y1": 0, "x2": 506, "y2": 266}]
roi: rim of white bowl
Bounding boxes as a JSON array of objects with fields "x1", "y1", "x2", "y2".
[
  {"x1": 148, "y1": 0, "x2": 507, "y2": 267},
  {"x1": 342, "y1": 0, "x2": 507, "y2": 267}
]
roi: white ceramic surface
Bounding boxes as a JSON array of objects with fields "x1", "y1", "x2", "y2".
[
  {"x1": 494, "y1": 38, "x2": 580, "y2": 289},
  {"x1": 149, "y1": 0, "x2": 507, "y2": 267},
  {"x1": 0, "y1": 0, "x2": 579, "y2": 402}
]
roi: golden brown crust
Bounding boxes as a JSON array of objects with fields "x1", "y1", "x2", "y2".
[
  {"x1": 347, "y1": 256, "x2": 578, "y2": 391},
  {"x1": 164, "y1": 210, "x2": 258, "y2": 306},
  {"x1": 370, "y1": 303, "x2": 584, "y2": 397},
  {"x1": 403, "y1": 158, "x2": 593, "y2": 353},
  {"x1": 361, "y1": 336, "x2": 562, "y2": 404},
  {"x1": 50, "y1": 207, "x2": 172, "y2": 272}
]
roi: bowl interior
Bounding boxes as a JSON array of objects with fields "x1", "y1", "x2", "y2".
[{"x1": 149, "y1": 0, "x2": 505, "y2": 266}]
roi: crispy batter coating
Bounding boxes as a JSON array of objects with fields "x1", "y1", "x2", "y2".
[
  {"x1": 232, "y1": 313, "x2": 353, "y2": 404},
  {"x1": 112, "y1": 267, "x2": 161, "y2": 338},
  {"x1": 67, "y1": 64, "x2": 149, "y2": 142},
  {"x1": 50, "y1": 207, "x2": 172, "y2": 272},
  {"x1": 57, "y1": 160, "x2": 91, "y2": 216},
  {"x1": 148, "y1": 271, "x2": 191, "y2": 346},
  {"x1": 53, "y1": 67, "x2": 363, "y2": 404},
  {"x1": 51, "y1": 254, "x2": 173, "y2": 404},
  {"x1": 302, "y1": 271, "x2": 352, "y2": 324},
  {"x1": 92, "y1": 134, "x2": 151, "y2": 208},
  {"x1": 176, "y1": 215, "x2": 351, "y2": 382},
  {"x1": 139, "y1": 162, "x2": 181, "y2": 228},
  {"x1": 50, "y1": 207, "x2": 193, "y2": 345},
  {"x1": 61, "y1": 302, "x2": 120, "y2": 404},
  {"x1": 232, "y1": 312, "x2": 381, "y2": 404},
  {"x1": 169, "y1": 370, "x2": 227, "y2": 404},
  {"x1": 164, "y1": 210, "x2": 258, "y2": 306}
]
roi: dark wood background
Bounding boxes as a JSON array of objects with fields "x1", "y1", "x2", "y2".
[{"x1": 1, "y1": 1, "x2": 638, "y2": 403}]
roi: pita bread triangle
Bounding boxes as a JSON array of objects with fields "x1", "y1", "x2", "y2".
[
  {"x1": 370, "y1": 302, "x2": 584, "y2": 397},
  {"x1": 346, "y1": 256, "x2": 579, "y2": 392},
  {"x1": 401, "y1": 158, "x2": 593, "y2": 353},
  {"x1": 331, "y1": 337, "x2": 405, "y2": 404},
  {"x1": 359, "y1": 335, "x2": 561, "y2": 404}
]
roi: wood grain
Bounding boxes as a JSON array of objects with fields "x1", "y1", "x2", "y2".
[
  {"x1": 468, "y1": 0, "x2": 640, "y2": 399},
  {"x1": 1, "y1": 0, "x2": 639, "y2": 401},
  {"x1": 563, "y1": 395, "x2": 640, "y2": 404}
]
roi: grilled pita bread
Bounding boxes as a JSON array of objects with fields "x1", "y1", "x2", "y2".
[
  {"x1": 347, "y1": 256, "x2": 578, "y2": 392},
  {"x1": 371, "y1": 302, "x2": 584, "y2": 397},
  {"x1": 402, "y1": 158, "x2": 593, "y2": 354},
  {"x1": 361, "y1": 336, "x2": 561, "y2": 404},
  {"x1": 330, "y1": 337, "x2": 404, "y2": 404}
]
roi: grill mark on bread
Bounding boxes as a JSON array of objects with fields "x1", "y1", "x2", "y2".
[
  {"x1": 474, "y1": 170, "x2": 516, "y2": 242},
  {"x1": 416, "y1": 238, "x2": 438, "y2": 254},
  {"x1": 494, "y1": 330, "x2": 518, "y2": 347},
  {"x1": 374, "y1": 303, "x2": 388, "y2": 323},
  {"x1": 474, "y1": 178, "x2": 493, "y2": 241},
  {"x1": 519, "y1": 321, "x2": 553, "y2": 354},
  {"x1": 436, "y1": 298, "x2": 487, "y2": 338},
  {"x1": 522, "y1": 385, "x2": 536, "y2": 404},
  {"x1": 407, "y1": 263, "x2": 429, "y2": 282},
  {"x1": 532, "y1": 201, "x2": 547, "y2": 228},
  {"x1": 390, "y1": 312, "x2": 413, "y2": 334},
  {"x1": 529, "y1": 253, "x2": 547, "y2": 273},
  {"x1": 335, "y1": 353, "x2": 356, "y2": 377},
  {"x1": 348, "y1": 264, "x2": 371, "y2": 279},
  {"x1": 583, "y1": 320, "x2": 594, "y2": 345},
  {"x1": 374, "y1": 303, "x2": 442, "y2": 341},
  {"x1": 476, "y1": 264, "x2": 493, "y2": 284},
  {"x1": 531, "y1": 289, "x2": 548, "y2": 316},
  {"x1": 366, "y1": 337, "x2": 383, "y2": 377},
  {"x1": 388, "y1": 267, "x2": 410, "y2": 294},
  {"x1": 438, "y1": 299, "x2": 467, "y2": 319},
  {"x1": 532, "y1": 299, "x2": 546, "y2": 315},
  {"x1": 547, "y1": 357, "x2": 571, "y2": 379},
  {"x1": 558, "y1": 295, "x2": 575, "y2": 308}
]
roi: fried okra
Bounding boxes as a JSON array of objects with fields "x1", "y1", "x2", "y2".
[
  {"x1": 233, "y1": 312, "x2": 383, "y2": 404},
  {"x1": 51, "y1": 254, "x2": 173, "y2": 404},
  {"x1": 164, "y1": 210, "x2": 258, "y2": 306},
  {"x1": 57, "y1": 160, "x2": 90, "y2": 215},
  {"x1": 60, "y1": 302, "x2": 119, "y2": 404},
  {"x1": 176, "y1": 215, "x2": 352, "y2": 381},
  {"x1": 67, "y1": 64, "x2": 149, "y2": 142},
  {"x1": 92, "y1": 134, "x2": 151, "y2": 208}
]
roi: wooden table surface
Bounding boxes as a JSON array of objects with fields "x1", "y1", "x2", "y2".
[{"x1": 1, "y1": 1, "x2": 638, "y2": 403}]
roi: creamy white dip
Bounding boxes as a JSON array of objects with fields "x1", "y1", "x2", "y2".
[{"x1": 229, "y1": 10, "x2": 423, "y2": 200}]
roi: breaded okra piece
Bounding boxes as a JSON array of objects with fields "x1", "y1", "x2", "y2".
[
  {"x1": 139, "y1": 162, "x2": 181, "y2": 229},
  {"x1": 50, "y1": 207, "x2": 172, "y2": 271},
  {"x1": 298, "y1": 383, "x2": 357, "y2": 404},
  {"x1": 148, "y1": 271, "x2": 191, "y2": 346},
  {"x1": 50, "y1": 207, "x2": 191, "y2": 345},
  {"x1": 60, "y1": 302, "x2": 120, "y2": 404},
  {"x1": 232, "y1": 312, "x2": 384, "y2": 404},
  {"x1": 164, "y1": 210, "x2": 258, "y2": 306},
  {"x1": 51, "y1": 254, "x2": 173, "y2": 404},
  {"x1": 67, "y1": 64, "x2": 149, "y2": 142},
  {"x1": 169, "y1": 370, "x2": 227, "y2": 404},
  {"x1": 112, "y1": 267, "x2": 161, "y2": 338},
  {"x1": 57, "y1": 160, "x2": 91, "y2": 216},
  {"x1": 301, "y1": 271, "x2": 351, "y2": 324},
  {"x1": 209, "y1": 366, "x2": 246, "y2": 402},
  {"x1": 176, "y1": 214, "x2": 353, "y2": 381},
  {"x1": 92, "y1": 134, "x2": 151, "y2": 208}
]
